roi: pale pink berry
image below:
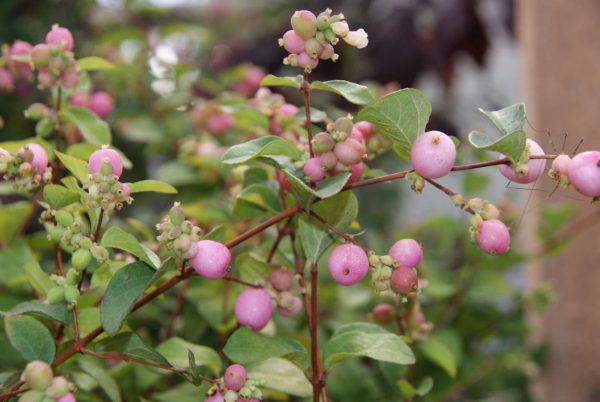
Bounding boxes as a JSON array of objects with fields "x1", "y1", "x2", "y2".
[
  {"x1": 319, "y1": 44, "x2": 335, "y2": 60},
  {"x1": 205, "y1": 392, "x2": 224, "y2": 402},
  {"x1": 498, "y1": 139, "x2": 546, "y2": 184},
  {"x1": 205, "y1": 113, "x2": 233, "y2": 135},
  {"x1": 410, "y1": 130, "x2": 456, "y2": 179},
  {"x1": 476, "y1": 219, "x2": 510, "y2": 255},
  {"x1": 371, "y1": 303, "x2": 394, "y2": 324},
  {"x1": 31, "y1": 44, "x2": 51, "y2": 67},
  {"x1": 567, "y1": 150, "x2": 600, "y2": 197},
  {"x1": 278, "y1": 293, "x2": 302, "y2": 317},
  {"x1": 334, "y1": 138, "x2": 365, "y2": 166},
  {"x1": 19, "y1": 143, "x2": 48, "y2": 175},
  {"x1": 270, "y1": 268, "x2": 293, "y2": 291},
  {"x1": 281, "y1": 30, "x2": 306, "y2": 54},
  {"x1": 328, "y1": 243, "x2": 369, "y2": 286},
  {"x1": 37, "y1": 69, "x2": 55, "y2": 87},
  {"x1": 46, "y1": 24, "x2": 74, "y2": 51},
  {"x1": 279, "y1": 103, "x2": 299, "y2": 117},
  {"x1": 290, "y1": 10, "x2": 317, "y2": 39},
  {"x1": 551, "y1": 154, "x2": 571, "y2": 176},
  {"x1": 318, "y1": 152, "x2": 337, "y2": 170},
  {"x1": 234, "y1": 288, "x2": 273, "y2": 331},
  {"x1": 60, "y1": 70, "x2": 79, "y2": 88},
  {"x1": 89, "y1": 91, "x2": 114, "y2": 118},
  {"x1": 69, "y1": 91, "x2": 89, "y2": 108},
  {"x1": 354, "y1": 121, "x2": 374, "y2": 141},
  {"x1": 0, "y1": 69, "x2": 14, "y2": 91},
  {"x1": 10, "y1": 40, "x2": 33, "y2": 79},
  {"x1": 56, "y1": 393, "x2": 76, "y2": 402},
  {"x1": 189, "y1": 240, "x2": 231, "y2": 279},
  {"x1": 22, "y1": 361, "x2": 53, "y2": 391},
  {"x1": 297, "y1": 52, "x2": 319, "y2": 70},
  {"x1": 232, "y1": 65, "x2": 264, "y2": 97},
  {"x1": 390, "y1": 267, "x2": 418, "y2": 294},
  {"x1": 388, "y1": 239, "x2": 422, "y2": 268},
  {"x1": 349, "y1": 127, "x2": 364, "y2": 143},
  {"x1": 224, "y1": 364, "x2": 247, "y2": 391},
  {"x1": 312, "y1": 132, "x2": 335, "y2": 153},
  {"x1": 88, "y1": 146, "x2": 123, "y2": 178},
  {"x1": 348, "y1": 162, "x2": 364, "y2": 183},
  {"x1": 304, "y1": 157, "x2": 325, "y2": 183}
]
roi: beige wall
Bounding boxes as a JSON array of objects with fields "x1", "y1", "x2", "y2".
[{"x1": 518, "y1": 1, "x2": 600, "y2": 401}]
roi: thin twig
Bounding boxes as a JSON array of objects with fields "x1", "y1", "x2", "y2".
[
  {"x1": 54, "y1": 244, "x2": 65, "y2": 276},
  {"x1": 302, "y1": 72, "x2": 314, "y2": 157},
  {"x1": 165, "y1": 281, "x2": 189, "y2": 339},
  {"x1": 425, "y1": 178, "x2": 476, "y2": 215},
  {"x1": 93, "y1": 208, "x2": 104, "y2": 242},
  {"x1": 307, "y1": 210, "x2": 367, "y2": 251}
]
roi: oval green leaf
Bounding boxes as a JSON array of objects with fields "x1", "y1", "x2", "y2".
[{"x1": 4, "y1": 315, "x2": 55, "y2": 363}]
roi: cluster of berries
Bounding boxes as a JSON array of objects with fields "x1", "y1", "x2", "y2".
[
  {"x1": 84, "y1": 146, "x2": 132, "y2": 212},
  {"x1": 205, "y1": 364, "x2": 263, "y2": 402},
  {"x1": 251, "y1": 88, "x2": 300, "y2": 138},
  {"x1": 0, "y1": 143, "x2": 52, "y2": 192},
  {"x1": 279, "y1": 9, "x2": 368, "y2": 71},
  {"x1": 304, "y1": 116, "x2": 374, "y2": 185},
  {"x1": 18, "y1": 361, "x2": 76, "y2": 402},
  {"x1": 69, "y1": 90, "x2": 114, "y2": 119},
  {"x1": 191, "y1": 101, "x2": 234, "y2": 136},
  {"x1": 156, "y1": 203, "x2": 204, "y2": 261},
  {"x1": 369, "y1": 303, "x2": 433, "y2": 341},
  {"x1": 230, "y1": 64, "x2": 265, "y2": 98},
  {"x1": 234, "y1": 268, "x2": 303, "y2": 332},
  {"x1": 549, "y1": 150, "x2": 600, "y2": 200},
  {"x1": 24, "y1": 103, "x2": 59, "y2": 138}
]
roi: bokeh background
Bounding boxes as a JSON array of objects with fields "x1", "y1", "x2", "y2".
[{"x1": 1, "y1": 0, "x2": 599, "y2": 401}]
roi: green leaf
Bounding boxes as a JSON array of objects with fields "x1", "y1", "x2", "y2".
[
  {"x1": 478, "y1": 103, "x2": 525, "y2": 135},
  {"x1": 418, "y1": 338, "x2": 457, "y2": 378},
  {"x1": 100, "y1": 262, "x2": 155, "y2": 335},
  {"x1": 222, "y1": 136, "x2": 302, "y2": 165},
  {"x1": 78, "y1": 358, "x2": 122, "y2": 402},
  {"x1": 23, "y1": 261, "x2": 53, "y2": 294},
  {"x1": 397, "y1": 379, "x2": 416, "y2": 399},
  {"x1": 94, "y1": 332, "x2": 171, "y2": 367},
  {"x1": 357, "y1": 89, "x2": 432, "y2": 157},
  {"x1": 128, "y1": 180, "x2": 177, "y2": 194},
  {"x1": 247, "y1": 358, "x2": 311, "y2": 397},
  {"x1": 416, "y1": 377, "x2": 434, "y2": 396},
  {"x1": 467, "y1": 129, "x2": 527, "y2": 164},
  {"x1": 43, "y1": 184, "x2": 80, "y2": 209},
  {"x1": 60, "y1": 107, "x2": 111, "y2": 146},
  {"x1": 331, "y1": 322, "x2": 390, "y2": 337},
  {"x1": 78, "y1": 56, "x2": 117, "y2": 71},
  {"x1": 5, "y1": 299, "x2": 72, "y2": 325},
  {"x1": 311, "y1": 80, "x2": 374, "y2": 105},
  {"x1": 223, "y1": 327, "x2": 308, "y2": 369},
  {"x1": 260, "y1": 74, "x2": 302, "y2": 89},
  {"x1": 55, "y1": 151, "x2": 89, "y2": 183},
  {"x1": 324, "y1": 323, "x2": 415, "y2": 369},
  {"x1": 4, "y1": 315, "x2": 55, "y2": 363},
  {"x1": 157, "y1": 337, "x2": 221, "y2": 376},
  {"x1": 233, "y1": 184, "x2": 282, "y2": 219},
  {"x1": 100, "y1": 227, "x2": 160, "y2": 268},
  {"x1": 0, "y1": 201, "x2": 32, "y2": 244},
  {"x1": 283, "y1": 170, "x2": 351, "y2": 208}
]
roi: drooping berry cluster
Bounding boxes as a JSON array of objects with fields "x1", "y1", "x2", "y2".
[
  {"x1": 369, "y1": 303, "x2": 433, "y2": 341},
  {"x1": 205, "y1": 364, "x2": 264, "y2": 402},
  {"x1": 251, "y1": 88, "x2": 301, "y2": 138},
  {"x1": 0, "y1": 143, "x2": 52, "y2": 192},
  {"x1": 156, "y1": 202, "x2": 204, "y2": 260},
  {"x1": 18, "y1": 361, "x2": 76, "y2": 402},
  {"x1": 191, "y1": 101, "x2": 234, "y2": 136},
  {"x1": 83, "y1": 146, "x2": 132, "y2": 212},
  {"x1": 279, "y1": 9, "x2": 368, "y2": 72}
]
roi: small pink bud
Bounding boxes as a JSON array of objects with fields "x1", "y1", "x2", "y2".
[
  {"x1": 234, "y1": 288, "x2": 273, "y2": 331},
  {"x1": 37, "y1": 68, "x2": 55, "y2": 87},
  {"x1": 270, "y1": 268, "x2": 293, "y2": 291},
  {"x1": 56, "y1": 393, "x2": 76, "y2": 402},
  {"x1": 388, "y1": 239, "x2": 423, "y2": 268},
  {"x1": 224, "y1": 364, "x2": 247, "y2": 391},
  {"x1": 410, "y1": 130, "x2": 456, "y2": 179},
  {"x1": 19, "y1": 143, "x2": 49, "y2": 175},
  {"x1": 304, "y1": 157, "x2": 325, "y2": 183},
  {"x1": 390, "y1": 267, "x2": 418, "y2": 294},
  {"x1": 189, "y1": 240, "x2": 231, "y2": 279},
  {"x1": 567, "y1": 151, "x2": 600, "y2": 197},
  {"x1": 46, "y1": 24, "x2": 74, "y2": 51},
  {"x1": 370, "y1": 303, "x2": 394, "y2": 324},
  {"x1": 551, "y1": 154, "x2": 571, "y2": 176},
  {"x1": 319, "y1": 44, "x2": 336, "y2": 60},
  {"x1": 279, "y1": 103, "x2": 299, "y2": 117},
  {"x1": 89, "y1": 91, "x2": 114, "y2": 118},
  {"x1": 10, "y1": 40, "x2": 33, "y2": 78},
  {"x1": 31, "y1": 44, "x2": 51, "y2": 67},
  {"x1": 476, "y1": 219, "x2": 510, "y2": 255},
  {"x1": 354, "y1": 121, "x2": 374, "y2": 141},
  {"x1": 88, "y1": 146, "x2": 123, "y2": 178},
  {"x1": 328, "y1": 243, "x2": 369, "y2": 286}
]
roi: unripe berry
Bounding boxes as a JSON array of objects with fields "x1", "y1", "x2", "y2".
[
  {"x1": 205, "y1": 113, "x2": 233, "y2": 135},
  {"x1": 37, "y1": 69, "x2": 55, "y2": 87},
  {"x1": 46, "y1": 24, "x2": 74, "y2": 51},
  {"x1": 280, "y1": 30, "x2": 306, "y2": 54},
  {"x1": 89, "y1": 92, "x2": 114, "y2": 119},
  {"x1": 46, "y1": 286, "x2": 65, "y2": 305},
  {"x1": 348, "y1": 162, "x2": 364, "y2": 183},
  {"x1": 64, "y1": 285, "x2": 79, "y2": 305},
  {"x1": 55, "y1": 393, "x2": 76, "y2": 402},
  {"x1": 304, "y1": 157, "x2": 325, "y2": 183},
  {"x1": 189, "y1": 240, "x2": 231, "y2": 279},
  {"x1": 370, "y1": 303, "x2": 394, "y2": 324},
  {"x1": 54, "y1": 210, "x2": 73, "y2": 227},
  {"x1": 270, "y1": 268, "x2": 293, "y2": 291},
  {"x1": 205, "y1": 392, "x2": 224, "y2": 402},
  {"x1": 278, "y1": 294, "x2": 302, "y2": 317},
  {"x1": 312, "y1": 132, "x2": 335, "y2": 153},
  {"x1": 21, "y1": 361, "x2": 53, "y2": 391},
  {"x1": 15, "y1": 390, "x2": 44, "y2": 402},
  {"x1": 410, "y1": 130, "x2": 456, "y2": 179},
  {"x1": 234, "y1": 288, "x2": 273, "y2": 331},
  {"x1": 88, "y1": 146, "x2": 123, "y2": 178},
  {"x1": 291, "y1": 10, "x2": 318, "y2": 39},
  {"x1": 46, "y1": 376, "x2": 71, "y2": 399},
  {"x1": 19, "y1": 143, "x2": 48, "y2": 175},
  {"x1": 35, "y1": 118, "x2": 54, "y2": 138},
  {"x1": 567, "y1": 151, "x2": 600, "y2": 197},
  {"x1": 224, "y1": 391, "x2": 237, "y2": 402},
  {"x1": 224, "y1": 364, "x2": 247, "y2": 391},
  {"x1": 316, "y1": 12, "x2": 331, "y2": 30},
  {"x1": 304, "y1": 38, "x2": 323, "y2": 59},
  {"x1": 390, "y1": 267, "x2": 418, "y2": 294},
  {"x1": 498, "y1": 139, "x2": 546, "y2": 183},
  {"x1": 475, "y1": 219, "x2": 510, "y2": 255},
  {"x1": 31, "y1": 44, "x2": 51, "y2": 67},
  {"x1": 328, "y1": 243, "x2": 369, "y2": 286},
  {"x1": 319, "y1": 44, "x2": 336, "y2": 60},
  {"x1": 66, "y1": 268, "x2": 80, "y2": 286},
  {"x1": 333, "y1": 116, "x2": 354, "y2": 135},
  {"x1": 334, "y1": 138, "x2": 365, "y2": 166},
  {"x1": 72, "y1": 248, "x2": 92, "y2": 271},
  {"x1": 319, "y1": 152, "x2": 337, "y2": 171},
  {"x1": 551, "y1": 154, "x2": 571, "y2": 176},
  {"x1": 297, "y1": 52, "x2": 319, "y2": 70},
  {"x1": 10, "y1": 40, "x2": 32, "y2": 78},
  {"x1": 388, "y1": 239, "x2": 422, "y2": 268}
]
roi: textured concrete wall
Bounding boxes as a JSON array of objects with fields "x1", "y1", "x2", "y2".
[{"x1": 517, "y1": 1, "x2": 600, "y2": 401}]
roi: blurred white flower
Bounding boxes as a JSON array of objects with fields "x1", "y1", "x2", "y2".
[
  {"x1": 331, "y1": 21, "x2": 350, "y2": 37},
  {"x1": 343, "y1": 29, "x2": 368, "y2": 49}
]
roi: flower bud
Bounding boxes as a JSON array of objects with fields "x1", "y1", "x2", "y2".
[
  {"x1": 380, "y1": 255, "x2": 394, "y2": 266},
  {"x1": 291, "y1": 10, "x2": 317, "y2": 39},
  {"x1": 169, "y1": 202, "x2": 185, "y2": 225},
  {"x1": 316, "y1": 12, "x2": 331, "y2": 30},
  {"x1": 343, "y1": 29, "x2": 369, "y2": 48},
  {"x1": 331, "y1": 21, "x2": 350, "y2": 36},
  {"x1": 368, "y1": 253, "x2": 380, "y2": 267}
]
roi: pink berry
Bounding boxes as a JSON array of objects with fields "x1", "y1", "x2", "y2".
[
  {"x1": 304, "y1": 157, "x2": 325, "y2": 183},
  {"x1": 270, "y1": 268, "x2": 293, "y2": 291},
  {"x1": 567, "y1": 150, "x2": 600, "y2": 197},
  {"x1": 318, "y1": 151, "x2": 337, "y2": 170},
  {"x1": 0, "y1": 69, "x2": 14, "y2": 92},
  {"x1": 297, "y1": 52, "x2": 319, "y2": 70},
  {"x1": 37, "y1": 68, "x2": 55, "y2": 87},
  {"x1": 278, "y1": 293, "x2": 302, "y2": 317},
  {"x1": 281, "y1": 30, "x2": 306, "y2": 54},
  {"x1": 319, "y1": 44, "x2": 335, "y2": 60},
  {"x1": 312, "y1": 132, "x2": 335, "y2": 153},
  {"x1": 475, "y1": 219, "x2": 511, "y2": 255},
  {"x1": 349, "y1": 127, "x2": 364, "y2": 143},
  {"x1": 46, "y1": 24, "x2": 74, "y2": 51},
  {"x1": 327, "y1": 243, "x2": 369, "y2": 286},
  {"x1": 552, "y1": 154, "x2": 571, "y2": 176},
  {"x1": 224, "y1": 364, "x2": 247, "y2": 391},
  {"x1": 205, "y1": 392, "x2": 224, "y2": 402},
  {"x1": 279, "y1": 103, "x2": 299, "y2": 118},
  {"x1": 205, "y1": 113, "x2": 233, "y2": 135},
  {"x1": 390, "y1": 267, "x2": 418, "y2": 294},
  {"x1": 354, "y1": 121, "x2": 374, "y2": 141},
  {"x1": 371, "y1": 303, "x2": 394, "y2": 324},
  {"x1": 19, "y1": 143, "x2": 48, "y2": 175},
  {"x1": 88, "y1": 146, "x2": 123, "y2": 178},
  {"x1": 334, "y1": 139, "x2": 365, "y2": 166},
  {"x1": 498, "y1": 139, "x2": 546, "y2": 184},
  {"x1": 410, "y1": 130, "x2": 456, "y2": 179},
  {"x1": 56, "y1": 393, "x2": 76, "y2": 402},
  {"x1": 348, "y1": 162, "x2": 364, "y2": 183},
  {"x1": 60, "y1": 70, "x2": 79, "y2": 88},
  {"x1": 10, "y1": 40, "x2": 32, "y2": 78},
  {"x1": 89, "y1": 92, "x2": 114, "y2": 119},
  {"x1": 388, "y1": 239, "x2": 423, "y2": 268},
  {"x1": 234, "y1": 288, "x2": 273, "y2": 331},
  {"x1": 69, "y1": 91, "x2": 89, "y2": 108},
  {"x1": 189, "y1": 240, "x2": 231, "y2": 279}
]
